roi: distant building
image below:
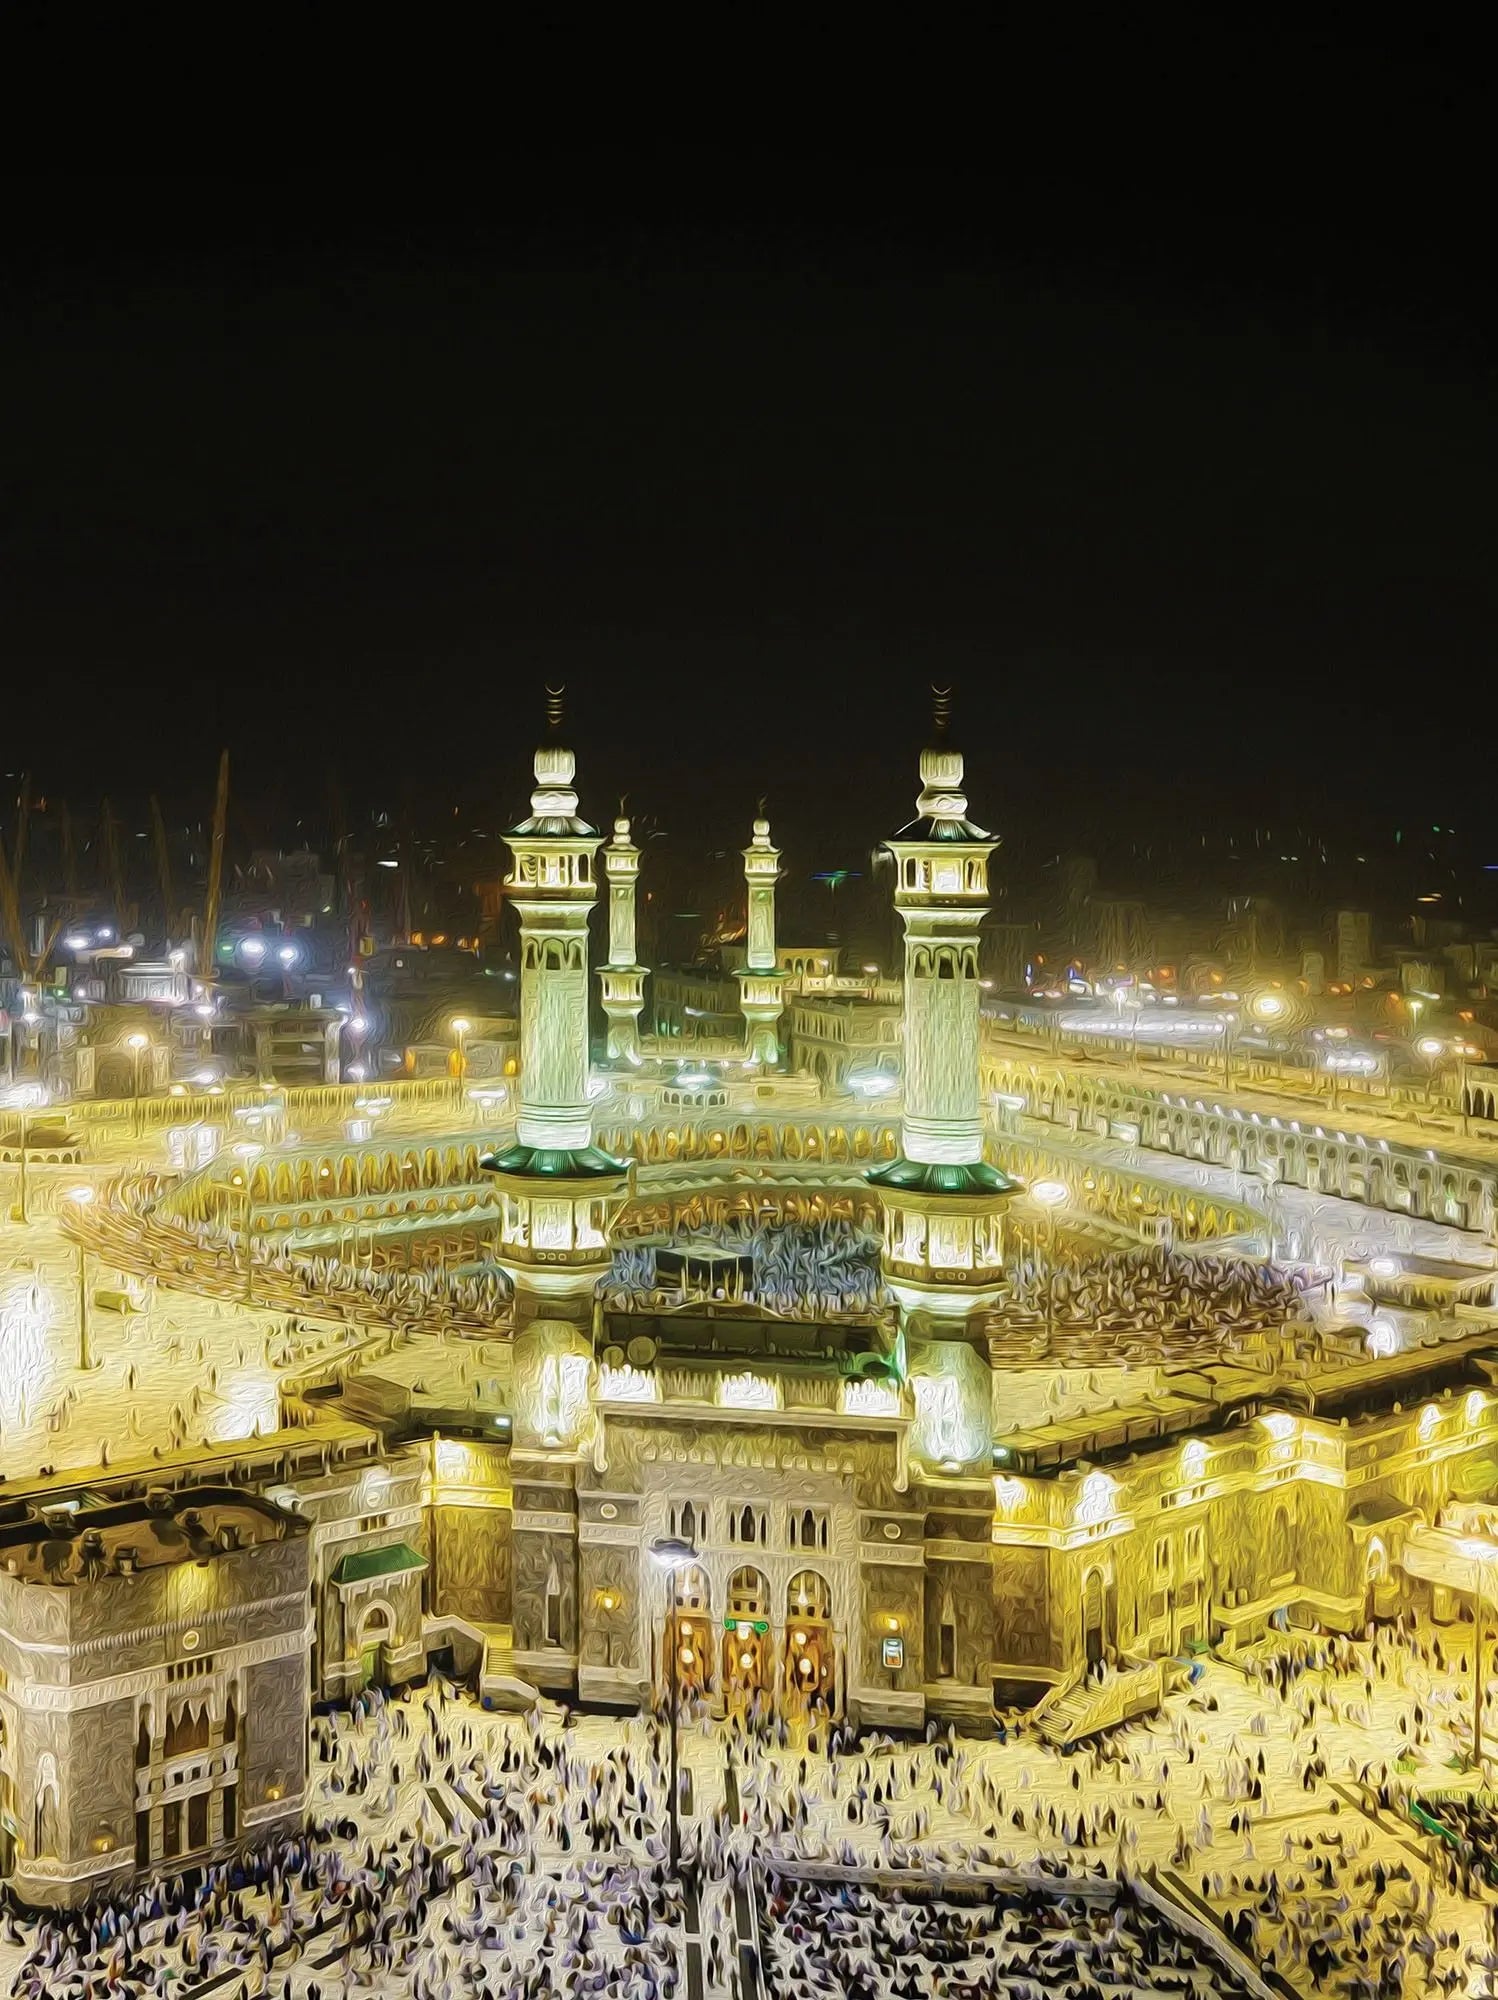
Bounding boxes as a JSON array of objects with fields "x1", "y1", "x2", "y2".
[{"x1": 1335, "y1": 909, "x2": 1372, "y2": 982}]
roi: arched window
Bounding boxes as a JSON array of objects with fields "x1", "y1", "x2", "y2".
[
  {"x1": 544, "y1": 1560, "x2": 563, "y2": 1647},
  {"x1": 728, "y1": 1567, "x2": 769, "y2": 1619},
  {"x1": 787, "y1": 1569, "x2": 832, "y2": 1621}
]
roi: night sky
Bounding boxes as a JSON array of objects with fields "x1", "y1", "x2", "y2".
[{"x1": 4, "y1": 104, "x2": 1492, "y2": 878}]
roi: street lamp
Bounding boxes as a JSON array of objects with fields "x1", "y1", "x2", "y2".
[
  {"x1": 346, "y1": 1012, "x2": 369, "y2": 1083},
  {"x1": 1459, "y1": 1540, "x2": 1498, "y2": 1770},
  {"x1": 1417, "y1": 1035, "x2": 1445, "y2": 1107},
  {"x1": 9, "y1": 1115, "x2": 35, "y2": 1225},
  {"x1": 450, "y1": 1018, "x2": 471, "y2": 1103},
  {"x1": 1110, "y1": 985, "x2": 1129, "y2": 1062},
  {"x1": 1032, "y1": 1180, "x2": 1068, "y2": 1345},
  {"x1": 1220, "y1": 1009, "x2": 1242, "y2": 1090},
  {"x1": 64, "y1": 1186, "x2": 96, "y2": 1369},
  {"x1": 126, "y1": 1033, "x2": 150, "y2": 1139},
  {"x1": 650, "y1": 1533, "x2": 698, "y2": 1878}
]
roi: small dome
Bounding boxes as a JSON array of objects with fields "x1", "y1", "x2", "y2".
[
  {"x1": 534, "y1": 745, "x2": 576, "y2": 786},
  {"x1": 752, "y1": 815, "x2": 771, "y2": 840},
  {"x1": 613, "y1": 815, "x2": 632, "y2": 839}
]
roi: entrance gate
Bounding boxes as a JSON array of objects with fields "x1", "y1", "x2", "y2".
[
  {"x1": 722, "y1": 1566, "x2": 771, "y2": 1698},
  {"x1": 784, "y1": 1570, "x2": 836, "y2": 1705}
]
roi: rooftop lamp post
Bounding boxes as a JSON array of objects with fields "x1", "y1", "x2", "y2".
[
  {"x1": 451, "y1": 1018, "x2": 471, "y2": 1106},
  {"x1": 1031, "y1": 1179, "x2": 1068, "y2": 1345},
  {"x1": 650, "y1": 1534, "x2": 698, "y2": 1880},
  {"x1": 64, "y1": 1185, "x2": 96, "y2": 1370},
  {"x1": 126, "y1": 1032, "x2": 150, "y2": 1140},
  {"x1": 346, "y1": 1010, "x2": 369, "y2": 1085},
  {"x1": 10, "y1": 1115, "x2": 36, "y2": 1225},
  {"x1": 1460, "y1": 1541, "x2": 1498, "y2": 1772},
  {"x1": 1250, "y1": 990, "x2": 1286, "y2": 1089}
]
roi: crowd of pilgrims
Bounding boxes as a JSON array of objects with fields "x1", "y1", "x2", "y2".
[
  {"x1": 7, "y1": 1680, "x2": 695, "y2": 2000},
  {"x1": 113, "y1": 1180, "x2": 1312, "y2": 1357},
  {"x1": 602, "y1": 1218, "x2": 885, "y2": 1319},
  {"x1": 8, "y1": 1617, "x2": 1498, "y2": 1999},
  {"x1": 102, "y1": 1174, "x2": 511, "y2": 1343},
  {"x1": 275, "y1": 1246, "x2": 512, "y2": 1334},
  {"x1": 760, "y1": 1870, "x2": 1258, "y2": 2000},
  {"x1": 993, "y1": 1245, "x2": 1308, "y2": 1336}
]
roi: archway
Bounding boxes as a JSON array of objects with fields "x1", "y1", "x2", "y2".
[
  {"x1": 722, "y1": 1566, "x2": 771, "y2": 1699},
  {"x1": 355, "y1": 1602, "x2": 394, "y2": 1688},
  {"x1": 784, "y1": 1570, "x2": 836, "y2": 1707},
  {"x1": 1081, "y1": 1565, "x2": 1113, "y2": 1671},
  {"x1": 665, "y1": 1562, "x2": 713, "y2": 1699}
]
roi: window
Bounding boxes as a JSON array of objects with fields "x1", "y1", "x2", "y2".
[
  {"x1": 1152, "y1": 1538, "x2": 1170, "y2": 1577},
  {"x1": 544, "y1": 1559, "x2": 563, "y2": 1648},
  {"x1": 165, "y1": 1704, "x2": 211, "y2": 1760},
  {"x1": 728, "y1": 1504, "x2": 767, "y2": 1548},
  {"x1": 168, "y1": 1655, "x2": 217, "y2": 1682},
  {"x1": 788, "y1": 1507, "x2": 830, "y2": 1552},
  {"x1": 670, "y1": 1500, "x2": 707, "y2": 1544},
  {"x1": 938, "y1": 1618, "x2": 956, "y2": 1679},
  {"x1": 1184, "y1": 1526, "x2": 1204, "y2": 1568},
  {"x1": 162, "y1": 1801, "x2": 182, "y2": 1860}
]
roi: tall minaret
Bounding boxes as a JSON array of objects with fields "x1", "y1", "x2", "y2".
[
  {"x1": 481, "y1": 695, "x2": 631, "y2": 1700},
  {"x1": 598, "y1": 814, "x2": 646, "y2": 1065},
  {"x1": 483, "y1": 692, "x2": 629, "y2": 1333},
  {"x1": 869, "y1": 695, "x2": 1014, "y2": 1466},
  {"x1": 737, "y1": 813, "x2": 787, "y2": 1065}
]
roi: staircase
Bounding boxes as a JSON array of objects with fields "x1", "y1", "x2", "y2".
[
  {"x1": 475, "y1": 1623, "x2": 541, "y2": 1711},
  {"x1": 1033, "y1": 1654, "x2": 1163, "y2": 1748},
  {"x1": 422, "y1": 1613, "x2": 539, "y2": 1711}
]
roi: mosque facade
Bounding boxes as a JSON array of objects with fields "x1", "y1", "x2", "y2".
[{"x1": 5, "y1": 710, "x2": 1498, "y2": 1905}]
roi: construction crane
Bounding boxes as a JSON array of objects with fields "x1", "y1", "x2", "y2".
[
  {"x1": 198, "y1": 750, "x2": 230, "y2": 991},
  {"x1": 150, "y1": 793, "x2": 177, "y2": 945},
  {"x1": 12, "y1": 773, "x2": 32, "y2": 887},
  {"x1": 1, "y1": 785, "x2": 64, "y2": 988},
  {"x1": 100, "y1": 797, "x2": 129, "y2": 936},
  {"x1": 59, "y1": 799, "x2": 79, "y2": 900},
  {"x1": 0, "y1": 828, "x2": 32, "y2": 982}
]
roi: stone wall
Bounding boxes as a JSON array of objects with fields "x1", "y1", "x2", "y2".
[
  {"x1": 434, "y1": 1507, "x2": 511, "y2": 1627},
  {"x1": 241, "y1": 1654, "x2": 307, "y2": 1827}
]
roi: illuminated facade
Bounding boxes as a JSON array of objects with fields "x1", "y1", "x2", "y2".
[{"x1": 10, "y1": 703, "x2": 1498, "y2": 1902}]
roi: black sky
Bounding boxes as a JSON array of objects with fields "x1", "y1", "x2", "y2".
[{"x1": 4, "y1": 88, "x2": 1493, "y2": 871}]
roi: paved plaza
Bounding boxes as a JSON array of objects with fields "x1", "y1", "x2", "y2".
[{"x1": 7, "y1": 1618, "x2": 1498, "y2": 1998}]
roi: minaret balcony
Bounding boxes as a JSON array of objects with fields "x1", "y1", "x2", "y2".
[
  {"x1": 736, "y1": 969, "x2": 788, "y2": 1011},
  {"x1": 482, "y1": 1155, "x2": 632, "y2": 1271},
  {"x1": 868, "y1": 1160, "x2": 1016, "y2": 1293},
  {"x1": 600, "y1": 967, "x2": 646, "y2": 1006}
]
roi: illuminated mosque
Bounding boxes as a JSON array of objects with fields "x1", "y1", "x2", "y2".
[{"x1": 6, "y1": 700, "x2": 1498, "y2": 1906}]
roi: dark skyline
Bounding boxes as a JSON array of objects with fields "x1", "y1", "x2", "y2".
[{"x1": 4, "y1": 117, "x2": 1492, "y2": 870}]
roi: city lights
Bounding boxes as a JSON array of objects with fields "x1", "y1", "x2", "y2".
[{"x1": 3, "y1": 692, "x2": 1498, "y2": 1974}]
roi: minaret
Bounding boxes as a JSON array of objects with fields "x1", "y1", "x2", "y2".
[
  {"x1": 598, "y1": 814, "x2": 646, "y2": 1065},
  {"x1": 481, "y1": 694, "x2": 631, "y2": 1700},
  {"x1": 869, "y1": 695, "x2": 1014, "y2": 1467},
  {"x1": 482, "y1": 692, "x2": 630, "y2": 1339},
  {"x1": 737, "y1": 813, "x2": 787, "y2": 1065}
]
